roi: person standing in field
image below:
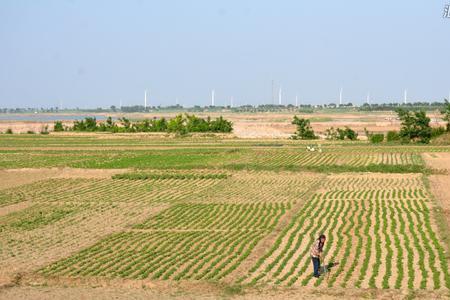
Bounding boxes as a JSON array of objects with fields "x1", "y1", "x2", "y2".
[{"x1": 311, "y1": 234, "x2": 326, "y2": 278}]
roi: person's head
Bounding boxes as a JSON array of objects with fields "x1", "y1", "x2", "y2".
[{"x1": 319, "y1": 234, "x2": 326, "y2": 243}]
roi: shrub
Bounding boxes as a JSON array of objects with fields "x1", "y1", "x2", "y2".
[
  {"x1": 119, "y1": 117, "x2": 133, "y2": 132},
  {"x1": 343, "y1": 127, "x2": 358, "y2": 140},
  {"x1": 325, "y1": 127, "x2": 338, "y2": 140},
  {"x1": 73, "y1": 117, "x2": 97, "y2": 131},
  {"x1": 291, "y1": 116, "x2": 316, "y2": 140},
  {"x1": 66, "y1": 114, "x2": 232, "y2": 134},
  {"x1": 186, "y1": 114, "x2": 210, "y2": 132},
  {"x1": 40, "y1": 125, "x2": 49, "y2": 135},
  {"x1": 167, "y1": 114, "x2": 187, "y2": 135},
  {"x1": 26, "y1": 130, "x2": 35, "y2": 134},
  {"x1": 53, "y1": 121, "x2": 64, "y2": 132},
  {"x1": 369, "y1": 134, "x2": 384, "y2": 144},
  {"x1": 327, "y1": 127, "x2": 358, "y2": 140},
  {"x1": 5, "y1": 128, "x2": 13, "y2": 134},
  {"x1": 431, "y1": 126, "x2": 446, "y2": 138},
  {"x1": 386, "y1": 130, "x2": 400, "y2": 142},
  {"x1": 209, "y1": 116, "x2": 233, "y2": 133}
]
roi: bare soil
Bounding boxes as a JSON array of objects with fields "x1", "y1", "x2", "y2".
[
  {"x1": 0, "y1": 168, "x2": 128, "y2": 191},
  {"x1": 1, "y1": 278, "x2": 449, "y2": 300},
  {"x1": 423, "y1": 153, "x2": 450, "y2": 230}
]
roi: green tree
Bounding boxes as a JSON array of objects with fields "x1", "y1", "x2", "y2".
[
  {"x1": 53, "y1": 121, "x2": 64, "y2": 132},
  {"x1": 167, "y1": 114, "x2": 187, "y2": 134},
  {"x1": 441, "y1": 99, "x2": 450, "y2": 131},
  {"x1": 209, "y1": 116, "x2": 233, "y2": 132},
  {"x1": 152, "y1": 117, "x2": 168, "y2": 132},
  {"x1": 291, "y1": 116, "x2": 316, "y2": 140},
  {"x1": 119, "y1": 117, "x2": 133, "y2": 132},
  {"x1": 396, "y1": 108, "x2": 432, "y2": 143},
  {"x1": 186, "y1": 114, "x2": 210, "y2": 132}
]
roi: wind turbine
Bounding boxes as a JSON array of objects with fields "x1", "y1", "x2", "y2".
[
  {"x1": 404, "y1": 89, "x2": 407, "y2": 104},
  {"x1": 144, "y1": 90, "x2": 148, "y2": 110},
  {"x1": 295, "y1": 94, "x2": 299, "y2": 107},
  {"x1": 366, "y1": 92, "x2": 370, "y2": 105},
  {"x1": 211, "y1": 89, "x2": 215, "y2": 106},
  {"x1": 278, "y1": 86, "x2": 282, "y2": 105},
  {"x1": 230, "y1": 96, "x2": 234, "y2": 108},
  {"x1": 339, "y1": 87, "x2": 343, "y2": 106}
]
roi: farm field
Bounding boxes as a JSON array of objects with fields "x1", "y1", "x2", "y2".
[{"x1": 0, "y1": 134, "x2": 449, "y2": 299}]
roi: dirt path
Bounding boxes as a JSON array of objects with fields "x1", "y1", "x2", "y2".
[
  {"x1": 1, "y1": 278, "x2": 449, "y2": 300},
  {"x1": 423, "y1": 153, "x2": 450, "y2": 238}
]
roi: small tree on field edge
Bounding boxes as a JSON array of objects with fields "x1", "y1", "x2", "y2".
[
  {"x1": 441, "y1": 99, "x2": 450, "y2": 132},
  {"x1": 291, "y1": 116, "x2": 317, "y2": 140},
  {"x1": 54, "y1": 121, "x2": 64, "y2": 132},
  {"x1": 396, "y1": 108, "x2": 432, "y2": 144}
]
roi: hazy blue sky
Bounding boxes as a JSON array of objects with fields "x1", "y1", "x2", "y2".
[{"x1": 1, "y1": 0, "x2": 450, "y2": 108}]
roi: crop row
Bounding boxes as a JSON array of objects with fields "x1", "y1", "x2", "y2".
[
  {"x1": 239, "y1": 175, "x2": 449, "y2": 290},
  {"x1": 0, "y1": 203, "x2": 80, "y2": 232},
  {"x1": 112, "y1": 172, "x2": 229, "y2": 180},
  {"x1": 311, "y1": 188, "x2": 429, "y2": 200},
  {"x1": 0, "y1": 177, "x2": 221, "y2": 205},
  {"x1": 343, "y1": 152, "x2": 423, "y2": 166},
  {"x1": 324, "y1": 174, "x2": 424, "y2": 190},
  {"x1": 134, "y1": 202, "x2": 289, "y2": 230},
  {"x1": 194, "y1": 172, "x2": 322, "y2": 203},
  {"x1": 40, "y1": 230, "x2": 267, "y2": 281},
  {"x1": 233, "y1": 150, "x2": 423, "y2": 168}
]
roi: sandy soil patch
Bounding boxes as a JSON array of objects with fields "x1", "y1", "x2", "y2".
[
  {"x1": 0, "y1": 168, "x2": 128, "y2": 191},
  {"x1": 428, "y1": 175, "x2": 450, "y2": 233},
  {"x1": 0, "y1": 202, "x2": 32, "y2": 217},
  {"x1": 423, "y1": 153, "x2": 450, "y2": 231},
  {"x1": 423, "y1": 152, "x2": 450, "y2": 170},
  {"x1": 1, "y1": 279, "x2": 448, "y2": 300}
]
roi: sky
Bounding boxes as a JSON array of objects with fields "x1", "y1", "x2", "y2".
[{"x1": 1, "y1": 0, "x2": 450, "y2": 108}]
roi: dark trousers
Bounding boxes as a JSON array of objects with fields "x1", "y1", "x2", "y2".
[{"x1": 312, "y1": 256, "x2": 320, "y2": 277}]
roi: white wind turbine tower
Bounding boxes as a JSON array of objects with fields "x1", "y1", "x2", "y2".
[
  {"x1": 278, "y1": 87, "x2": 282, "y2": 105},
  {"x1": 404, "y1": 89, "x2": 407, "y2": 104},
  {"x1": 295, "y1": 94, "x2": 299, "y2": 107},
  {"x1": 339, "y1": 87, "x2": 343, "y2": 106},
  {"x1": 366, "y1": 92, "x2": 370, "y2": 105},
  {"x1": 144, "y1": 90, "x2": 148, "y2": 110},
  {"x1": 211, "y1": 89, "x2": 215, "y2": 106},
  {"x1": 230, "y1": 96, "x2": 234, "y2": 108}
]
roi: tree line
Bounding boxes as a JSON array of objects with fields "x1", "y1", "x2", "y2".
[
  {"x1": 53, "y1": 114, "x2": 233, "y2": 134},
  {"x1": 291, "y1": 100, "x2": 450, "y2": 144}
]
